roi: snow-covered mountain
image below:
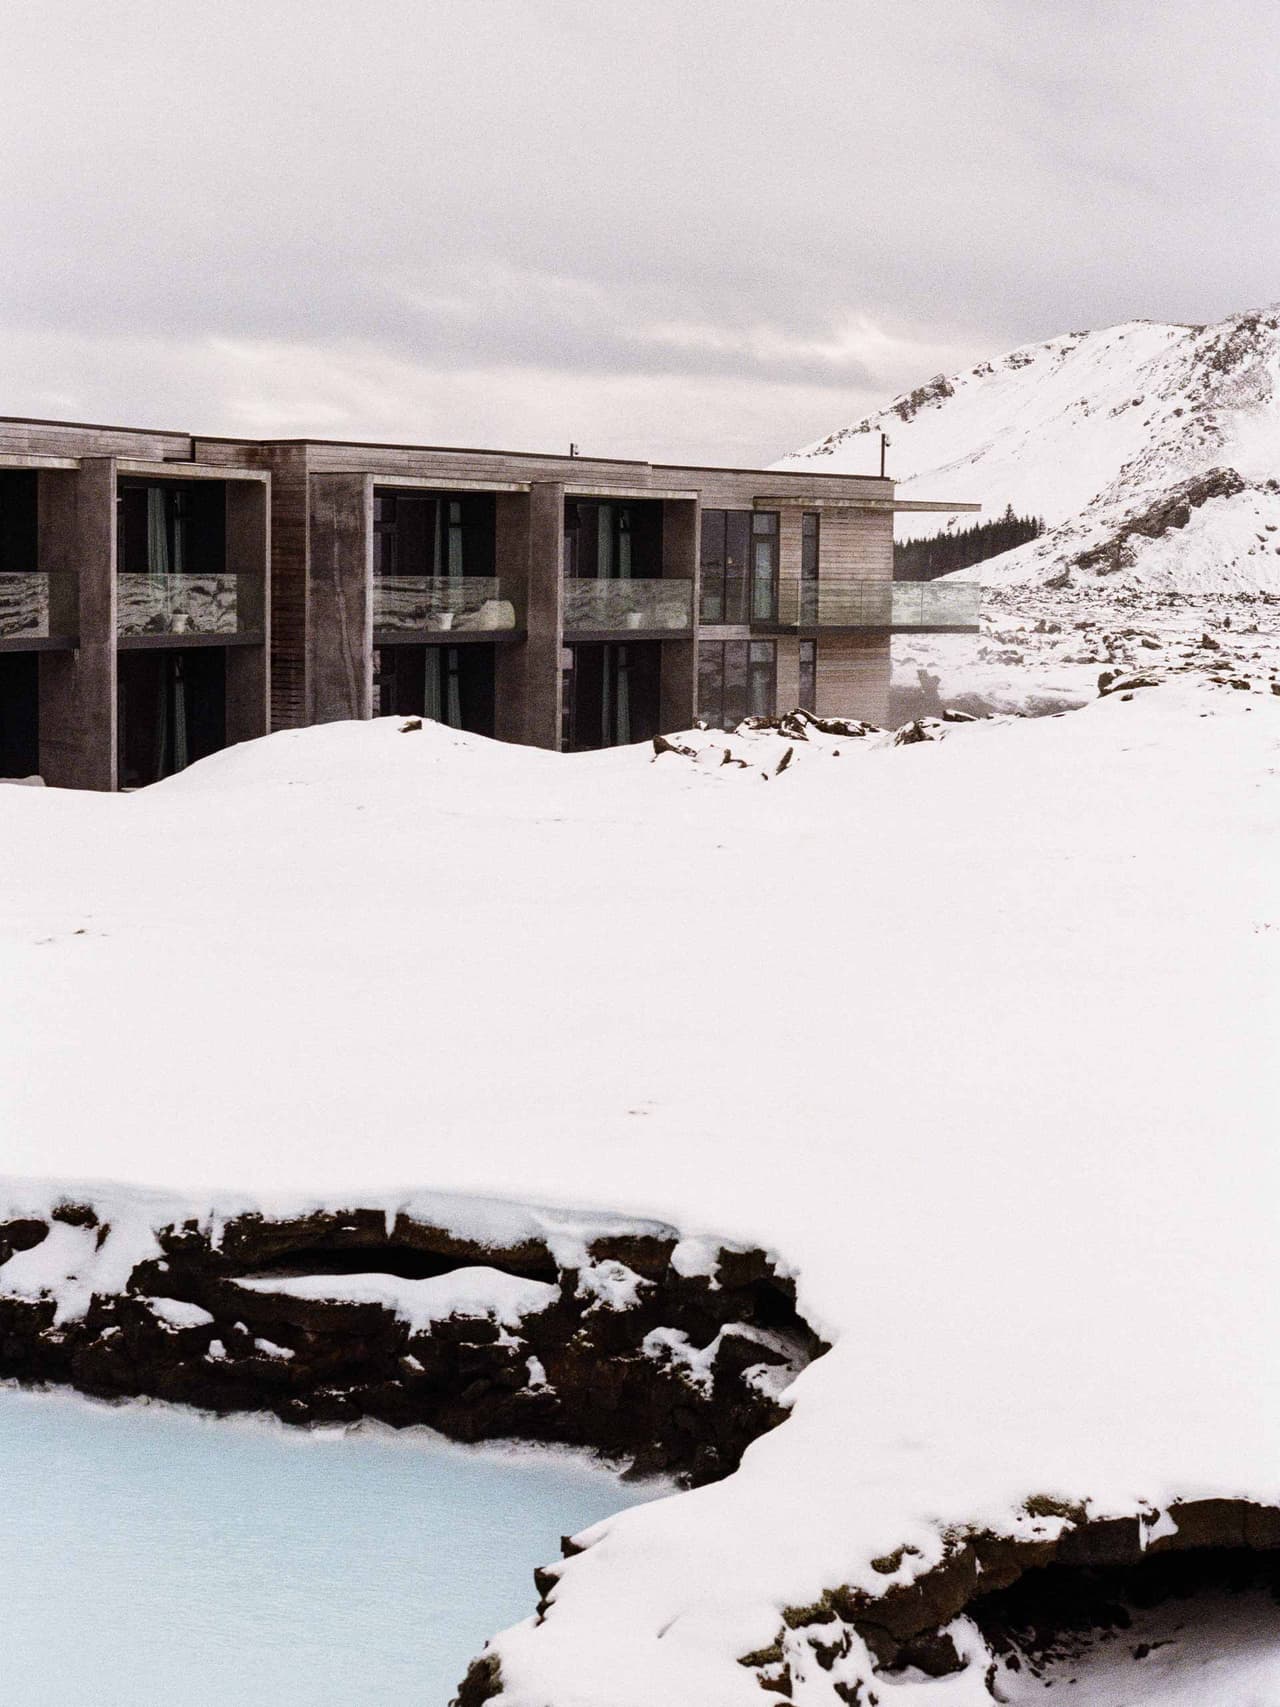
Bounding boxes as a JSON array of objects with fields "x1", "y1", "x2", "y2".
[{"x1": 774, "y1": 308, "x2": 1280, "y2": 591}]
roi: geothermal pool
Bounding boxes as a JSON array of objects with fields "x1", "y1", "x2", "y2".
[{"x1": 0, "y1": 1387, "x2": 665, "y2": 1705}]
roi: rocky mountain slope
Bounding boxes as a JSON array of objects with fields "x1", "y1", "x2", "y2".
[{"x1": 775, "y1": 308, "x2": 1280, "y2": 591}]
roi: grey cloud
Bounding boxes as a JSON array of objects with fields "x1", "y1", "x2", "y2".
[{"x1": 1, "y1": 0, "x2": 1277, "y2": 463}]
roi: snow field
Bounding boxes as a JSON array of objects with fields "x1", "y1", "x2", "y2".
[{"x1": 1, "y1": 689, "x2": 1277, "y2": 1703}]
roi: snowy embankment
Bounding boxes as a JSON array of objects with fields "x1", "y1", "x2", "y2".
[{"x1": 1, "y1": 689, "x2": 1278, "y2": 1704}]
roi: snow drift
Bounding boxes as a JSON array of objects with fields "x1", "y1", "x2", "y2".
[{"x1": 1, "y1": 694, "x2": 1278, "y2": 1703}]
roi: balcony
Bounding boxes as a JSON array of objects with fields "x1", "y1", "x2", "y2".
[
  {"x1": 772, "y1": 579, "x2": 981, "y2": 632},
  {"x1": 373, "y1": 576, "x2": 519, "y2": 638},
  {"x1": 563, "y1": 578, "x2": 693, "y2": 637},
  {"x1": 117, "y1": 573, "x2": 254, "y2": 641},
  {"x1": 0, "y1": 572, "x2": 78, "y2": 648}
]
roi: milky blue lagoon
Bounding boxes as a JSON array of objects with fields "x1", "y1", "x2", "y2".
[{"x1": 0, "y1": 1388, "x2": 664, "y2": 1705}]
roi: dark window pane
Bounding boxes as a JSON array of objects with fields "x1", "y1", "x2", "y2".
[
  {"x1": 700, "y1": 509, "x2": 726, "y2": 567},
  {"x1": 397, "y1": 498, "x2": 433, "y2": 577},
  {"x1": 0, "y1": 471, "x2": 38, "y2": 572},
  {"x1": 752, "y1": 511, "x2": 777, "y2": 535},
  {"x1": 700, "y1": 509, "x2": 726, "y2": 623},
  {"x1": 723, "y1": 640, "x2": 749, "y2": 728},
  {"x1": 724, "y1": 512, "x2": 750, "y2": 624},
  {"x1": 698, "y1": 641, "x2": 724, "y2": 728}
]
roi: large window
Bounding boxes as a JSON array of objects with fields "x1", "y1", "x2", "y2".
[
  {"x1": 699, "y1": 509, "x2": 777, "y2": 624},
  {"x1": 698, "y1": 639, "x2": 776, "y2": 729}
]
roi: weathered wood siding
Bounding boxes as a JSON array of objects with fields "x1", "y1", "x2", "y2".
[
  {"x1": 814, "y1": 635, "x2": 891, "y2": 726},
  {"x1": 774, "y1": 637, "x2": 801, "y2": 712}
]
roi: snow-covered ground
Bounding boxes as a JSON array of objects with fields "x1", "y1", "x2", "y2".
[
  {"x1": 893, "y1": 585, "x2": 1280, "y2": 719},
  {"x1": 1, "y1": 683, "x2": 1278, "y2": 1704}
]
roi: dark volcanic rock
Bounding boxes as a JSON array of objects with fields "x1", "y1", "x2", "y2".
[{"x1": 0, "y1": 1209, "x2": 823, "y2": 1490}]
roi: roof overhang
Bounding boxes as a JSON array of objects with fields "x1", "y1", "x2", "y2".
[{"x1": 753, "y1": 495, "x2": 981, "y2": 513}]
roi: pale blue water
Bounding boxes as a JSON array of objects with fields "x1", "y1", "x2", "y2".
[{"x1": 0, "y1": 1388, "x2": 665, "y2": 1706}]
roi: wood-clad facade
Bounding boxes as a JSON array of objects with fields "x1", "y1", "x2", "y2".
[{"x1": 0, "y1": 415, "x2": 978, "y2": 787}]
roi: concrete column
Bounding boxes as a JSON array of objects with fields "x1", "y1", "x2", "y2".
[
  {"x1": 38, "y1": 457, "x2": 117, "y2": 790},
  {"x1": 494, "y1": 481, "x2": 563, "y2": 750},
  {"x1": 659, "y1": 496, "x2": 699, "y2": 733},
  {"x1": 308, "y1": 472, "x2": 372, "y2": 724},
  {"x1": 225, "y1": 479, "x2": 270, "y2": 748}
]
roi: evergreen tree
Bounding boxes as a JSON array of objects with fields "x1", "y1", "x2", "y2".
[{"x1": 894, "y1": 504, "x2": 1044, "y2": 580}]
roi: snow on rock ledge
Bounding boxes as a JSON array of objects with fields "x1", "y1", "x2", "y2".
[{"x1": 0, "y1": 1193, "x2": 821, "y2": 1489}]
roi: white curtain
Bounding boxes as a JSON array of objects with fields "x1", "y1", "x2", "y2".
[
  {"x1": 146, "y1": 488, "x2": 170, "y2": 578},
  {"x1": 146, "y1": 487, "x2": 170, "y2": 631}
]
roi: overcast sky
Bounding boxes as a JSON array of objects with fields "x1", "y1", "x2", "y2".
[{"x1": 3, "y1": 0, "x2": 1277, "y2": 467}]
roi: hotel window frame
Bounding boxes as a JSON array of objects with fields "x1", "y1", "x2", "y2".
[{"x1": 699, "y1": 509, "x2": 779, "y2": 625}]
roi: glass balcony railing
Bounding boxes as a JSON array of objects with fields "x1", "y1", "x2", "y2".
[
  {"x1": 563, "y1": 577, "x2": 693, "y2": 634},
  {"x1": 373, "y1": 576, "x2": 519, "y2": 635},
  {"x1": 0, "y1": 572, "x2": 78, "y2": 642},
  {"x1": 775, "y1": 579, "x2": 980, "y2": 630},
  {"x1": 117, "y1": 573, "x2": 249, "y2": 638},
  {"x1": 890, "y1": 582, "x2": 982, "y2": 628}
]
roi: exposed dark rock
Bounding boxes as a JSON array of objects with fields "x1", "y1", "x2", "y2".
[
  {"x1": 893, "y1": 718, "x2": 943, "y2": 746},
  {"x1": 0, "y1": 1218, "x2": 49, "y2": 1264},
  {"x1": 892, "y1": 374, "x2": 954, "y2": 423},
  {"x1": 0, "y1": 1210, "x2": 822, "y2": 1490},
  {"x1": 1071, "y1": 467, "x2": 1247, "y2": 578},
  {"x1": 51, "y1": 1201, "x2": 99, "y2": 1229},
  {"x1": 1097, "y1": 672, "x2": 1163, "y2": 697},
  {"x1": 451, "y1": 1651, "x2": 503, "y2": 1707},
  {"x1": 652, "y1": 733, "x2": 698, "y2": 759},
  {"x1": 752, "y1": 1498, "x2": 1280, "y2": 1697}
]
